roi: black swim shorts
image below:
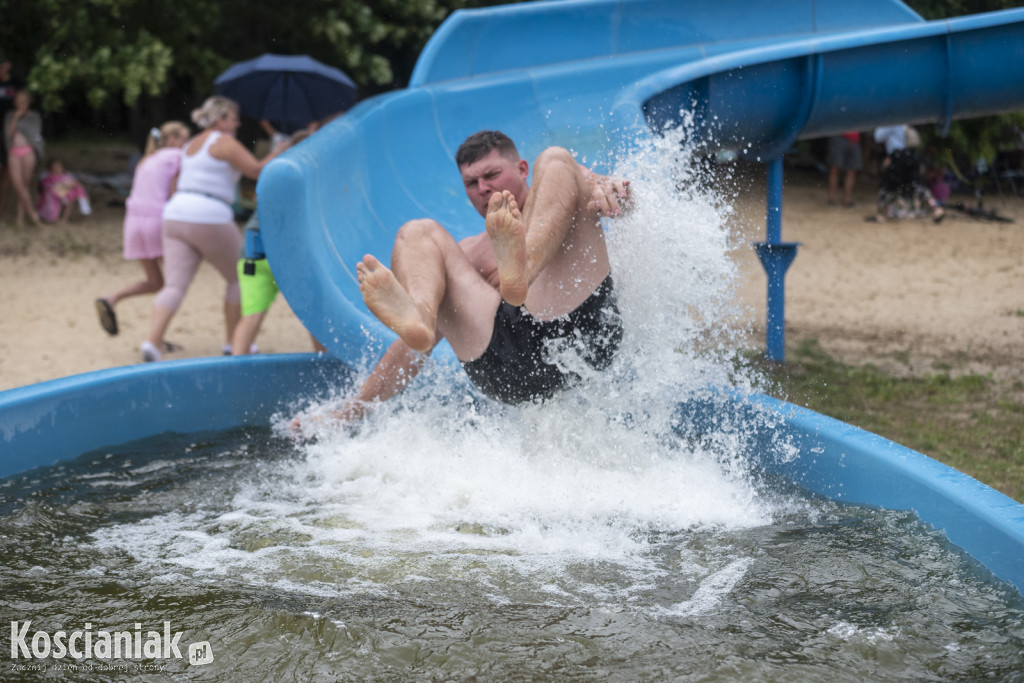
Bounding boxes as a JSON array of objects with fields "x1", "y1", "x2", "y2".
[{"x1": 462, "y1": 274, "x2": 623, "y2": 404}]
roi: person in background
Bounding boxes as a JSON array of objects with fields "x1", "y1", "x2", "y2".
[
  {"x1": 259, "y1": 119, "x2": 290, "y2": 148},
  {"x1": 231, "y1": 128, "x2": 326, "y2": 357},
  {"x1": 826, "y1": 132, "x2": 861, "y2": 207},
  {"x1": 3, "y1": 89, "x2": 43, "y2": 227},
  {"x1": 141, "y1": 96, "x2": 285, "y2": 362},
  {"x1": 95, "y1": 121, "x2": 190, "y2": 337},
  {"x1": 0, "y1": 54, "x2": 24, "y2": 218},
  {"x1": 36, "y1": 158, "x2": 90, "y2": 223},
  {"x1": 870, "y1": 125, "x2": 944, "y2": 223}
]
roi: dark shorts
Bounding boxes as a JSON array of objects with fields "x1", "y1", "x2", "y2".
[
  {"x1": 462, "y1": 274, "x2": 623, "y2": 404},
  {"x1": 828, "y1": 136, "x2": 862, "y2": 171}
]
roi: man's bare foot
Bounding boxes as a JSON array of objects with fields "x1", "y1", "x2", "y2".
[
  {"x1": 357, "y1": 254, "x2": 435, "y2": 352},
  {"x1": 485, "y1": 190, "x2": 528, "y2": 306}
]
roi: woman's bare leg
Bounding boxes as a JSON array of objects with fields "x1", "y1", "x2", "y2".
[{"x1": 8, "y1": 151, "x2": 40, "y2": 227}]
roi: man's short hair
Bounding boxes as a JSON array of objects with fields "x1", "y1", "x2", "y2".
[{"x1": 456, "y1": 130, "x2": 519, "y2": 167}]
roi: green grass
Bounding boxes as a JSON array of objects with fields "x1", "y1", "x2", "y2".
[{"x1": 763, "y1": 338, "x2": 1024, "y2": 502}]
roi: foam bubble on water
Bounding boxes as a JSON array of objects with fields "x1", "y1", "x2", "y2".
[
  {"x1": 295, "y1": 394, "x2": 770, "y2": 558},
  {"x1": 827, "y1": 621, "x2": 899, "y2": 644},
  {"x1": 657, "y1": 557, "x2": 755, "y2": 617}
]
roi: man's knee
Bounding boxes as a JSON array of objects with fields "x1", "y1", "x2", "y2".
[
  {"x1": 532, "y1": 147, "x2": 587, "y2": 198},
  {"x1": 395, "y1": 218, "x2": 447, "y2": 247},
  {"x1": 533, "y1": 146, "x2": 575, "y2": 173}
]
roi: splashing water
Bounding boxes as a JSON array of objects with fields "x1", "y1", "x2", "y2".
[
  {"x1": 258, "y1": 123, "x2": 779, "y2": 599},
  {"x1": 4, "y1": 127, "x2": 1023, "y2": 679}
]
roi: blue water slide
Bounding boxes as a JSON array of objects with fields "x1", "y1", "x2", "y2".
[
  {"x1": 1, "y1": 0, "x2": 1023, "y2": 593},
  {"x1": 0, "y1": 355, "x2": 353, "y2": 476},
  {"x1": 257, "y1": 0, "x2": 1024, "y2": 362}
]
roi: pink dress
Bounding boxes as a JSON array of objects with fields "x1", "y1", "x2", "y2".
[
  {"x1": 36, "y1": 172, "x2": 89, "y2": 222},
  {"x1": 123, "y1": 147, "x2": 182, "y2": 260}
]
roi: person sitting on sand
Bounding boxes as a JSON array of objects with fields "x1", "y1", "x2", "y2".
[
  {"x1": 870, "y1": 125, "x2": 944, "y2": 224},
  {"x1": 298, "y1": 129, "x2": 631, "y2": 429},
  {"x1": 36, "y1": 158, "x2": 91, "y2": 223}
]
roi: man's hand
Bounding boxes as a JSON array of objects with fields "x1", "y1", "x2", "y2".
[
  {"x1": 289, "y1": 399, "x2": 370, "y2": 442},
  {"x1": 590, "y1": 177, "x2": 631, "y2": 217}
]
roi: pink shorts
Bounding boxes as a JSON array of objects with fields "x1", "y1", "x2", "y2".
[
  {"x1": 10, "y1": 145, "x2": 33, "y2": 159},
  {"x1": 123, "y1": 210, "x2": 164, "y2": 260}
]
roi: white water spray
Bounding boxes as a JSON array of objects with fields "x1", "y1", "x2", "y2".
[{"x1": 91, "y1": 125, "x2": 796, "y2": 610}]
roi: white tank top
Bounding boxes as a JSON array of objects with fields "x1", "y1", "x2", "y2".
[{"x1": 162, "y1": 131, "x2": 241, "y2": 224}]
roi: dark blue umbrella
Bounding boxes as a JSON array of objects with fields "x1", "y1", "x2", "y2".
[{"x1": 213, "y1": 53, "x2": 358, "y2": 134}]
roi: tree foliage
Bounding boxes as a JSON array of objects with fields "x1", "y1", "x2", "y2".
[
  {"x1": 0, "y1": 0, "x2": 511, "y2": 114},
  {"x1": 1, "y1": 0, "x2": 1021, "y2": 161},
  {"x1": 904, "y1": 0, "x2": 1023, "y2": 20}
]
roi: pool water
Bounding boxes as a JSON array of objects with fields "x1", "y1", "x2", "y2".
[
  {"x1": 2, "y1": 424, "x2": 1022, "y2": 682},
  {"x1": 4, "y1": 126, "x2": 1022, "y2": 682}
]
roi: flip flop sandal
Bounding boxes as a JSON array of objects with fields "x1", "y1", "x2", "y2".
[{"x1": 95, "y1": 298, "x2": 118, "y2": 336}]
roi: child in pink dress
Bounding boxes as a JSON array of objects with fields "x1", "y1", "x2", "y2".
[
  {"x1": 95, "y1": 121, "x2": 190, "y2": 337},
  {"x1": 36, "y1": 159, "x2": 90, "y2": 222}
]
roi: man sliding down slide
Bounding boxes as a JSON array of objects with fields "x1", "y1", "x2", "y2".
[{"x1": 297, "y1": 130, "x2": 631, "y2": 430}]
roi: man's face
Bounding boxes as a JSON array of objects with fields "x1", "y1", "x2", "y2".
[{"x1": 459, "y1": 148, "x2": 529, "y2": 217}]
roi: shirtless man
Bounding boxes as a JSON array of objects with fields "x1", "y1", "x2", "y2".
[{"x1": 327, "y1": 130, "x2": 630, "y2": 422}]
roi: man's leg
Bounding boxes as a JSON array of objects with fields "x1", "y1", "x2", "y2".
[
  {"x1": 487, "y1": 147, "x2": 610, "y2": 317},
  {"x1": 358, "y1": 219, "x2": 500, "y2": 359},
  {"x1": 231, "y1": 311, "x2": 267, "y2": 356},
  {"x1": 843, "y1": 169, "x2": 857, "y2": 205},
  {"x1": 828, "y1": 166, "x2": 840, "y2": 204}
]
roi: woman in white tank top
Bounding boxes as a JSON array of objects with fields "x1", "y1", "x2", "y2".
[{"x1": 141, "y1": 96, "x2": 286, "y2": 362}]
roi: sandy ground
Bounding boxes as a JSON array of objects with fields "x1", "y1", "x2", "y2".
[
  {"x1": 732, "y1": 164, "x2": 1024, "y2": 389},
  {"x1": 0, "y1": 158, "x2": 1022, "y2": 394}
]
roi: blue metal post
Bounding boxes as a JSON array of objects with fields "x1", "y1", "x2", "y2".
[
  {"x1": 766, "y1": 157, "x2": 783, "y2": 243},
  {"x1": 754, "y1": 158, "x2": 800, "y2": 362}
]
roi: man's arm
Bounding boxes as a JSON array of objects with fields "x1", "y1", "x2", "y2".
[
  {"x1": 331, "y1": 340, "x2": 429, "y2": 421},
  {"x1": 458, "y1": 232, "x2": 500, "y2": 288},
  {"x1": 291, "y1": 339, "x2": 428, "y2": 436},
  {"x1": 212, "y1": 134, "x2": 288, "y2": 180}
]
